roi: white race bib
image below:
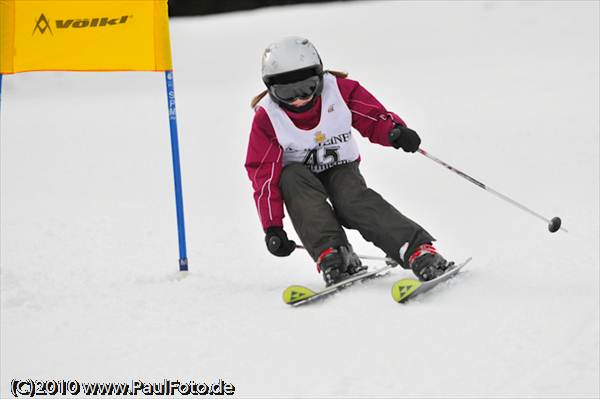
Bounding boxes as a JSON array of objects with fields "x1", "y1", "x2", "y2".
[{"x1": 258, "y1": 73, "x2": 360, "y2": 173}]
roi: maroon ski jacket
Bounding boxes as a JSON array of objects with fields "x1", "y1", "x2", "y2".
[{"x1": 245, "y1": 75, "x2": 407, "y2": 231}]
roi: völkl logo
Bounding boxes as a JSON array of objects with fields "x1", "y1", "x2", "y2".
[{"x1": 32, "y1": 13, "x2": 131, "y2": 35}]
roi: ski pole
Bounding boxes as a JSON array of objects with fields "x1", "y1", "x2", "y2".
[
  {"x1": 295, "y1": 244, "x2": 395, "y2": 263},
  {"x1": 417, "y1": 148, "x2": 566, "y2": 233},
  {"x1": 266, "y1": 237, "x2": 396, "y2": 263}
]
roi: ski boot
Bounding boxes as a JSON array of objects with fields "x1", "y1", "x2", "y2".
[
  {"x1": 408, "y1": 243, "x2": 454, "y2": 281},
  {"x1": 317, "y1": 245, "x2": 366, "y2": 286}
]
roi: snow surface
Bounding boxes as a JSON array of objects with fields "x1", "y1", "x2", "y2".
[{"x1": 1, "y1": 1, "x2": 599, "y2": 397}]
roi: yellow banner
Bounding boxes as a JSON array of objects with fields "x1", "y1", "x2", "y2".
[{"x1": 0, "y1": 0, "x2": 172, "y2": 74}]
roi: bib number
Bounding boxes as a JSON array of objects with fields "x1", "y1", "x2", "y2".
[{"x1": 303, "y1": 147, "x2": 339, "y2": 169}]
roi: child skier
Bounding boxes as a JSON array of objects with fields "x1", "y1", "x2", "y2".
[{"x1": 245, "y1": 36, "x2": 452, "y2": 286}]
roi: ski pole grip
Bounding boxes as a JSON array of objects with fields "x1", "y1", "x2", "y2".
[{"x1": 268, "y1": 236, "x2": 282, "y2": 252}]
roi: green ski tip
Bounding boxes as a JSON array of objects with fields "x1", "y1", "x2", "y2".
[
  {"x1": 282, "y1": 285, "x2": 316, "y2": 304},
  {"x1": 391, "y1": 279, "x2": 422, "y2": 303}
]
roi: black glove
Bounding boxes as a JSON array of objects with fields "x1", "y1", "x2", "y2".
[
  {"x1": 389, "y1": 124, "x2": 421, "y2": 152},
  {"x1": 265, "y1": 227, "x2": 296, "y2": 257}
]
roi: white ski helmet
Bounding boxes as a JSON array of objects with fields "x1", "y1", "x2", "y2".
[
  {"x1": 261, "y1": 36, "x2": 324, "y2": 111},
  {"x1": 261, "y1": 36, "x2": 323, "y2": 83}
]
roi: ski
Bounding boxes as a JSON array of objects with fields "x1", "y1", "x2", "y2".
[
  {"x1": 391, "y1": 257, "x2": 472, "y2": 303},
  {"x1": 282, "y1": 263, "x2": 395, "y2": 306}
]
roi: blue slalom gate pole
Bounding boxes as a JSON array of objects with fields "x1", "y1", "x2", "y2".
[{"x1": 165, "y1": 70, "x2": 188, "y2": 271}]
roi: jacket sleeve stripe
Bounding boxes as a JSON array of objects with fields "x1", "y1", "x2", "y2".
[
  {"x1": 349, "y1": 98, "x2": 380, "y2": 109},
  {"x1": 256, "y1": 145, "x2": 282, "y2": 225},
  {"x1": 252, "y1": 141, "x2": 274, "y2": 183},
  {"x1": 266, "y1": 147, "x2": 283, "y2": 221},
  {"x1": 350, "y1": 109, "x2": 378, "y2": 121}
]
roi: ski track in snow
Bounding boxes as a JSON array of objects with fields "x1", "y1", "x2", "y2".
[{"x1": 1, "y1": 1, "x2": 598, "y2": 397}]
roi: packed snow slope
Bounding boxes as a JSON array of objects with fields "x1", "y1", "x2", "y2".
[{"x1": 1, "y1": 1, "x2": 598, "y2": 397}]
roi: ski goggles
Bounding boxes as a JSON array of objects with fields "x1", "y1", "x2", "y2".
[{"x1": 268, "y1": 75, "x2": 321, "y2": 103}]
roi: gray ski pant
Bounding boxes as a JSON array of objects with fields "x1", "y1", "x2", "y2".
[{"x1": 279, "y1": 161, "x2": 435, "y2": 266}]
